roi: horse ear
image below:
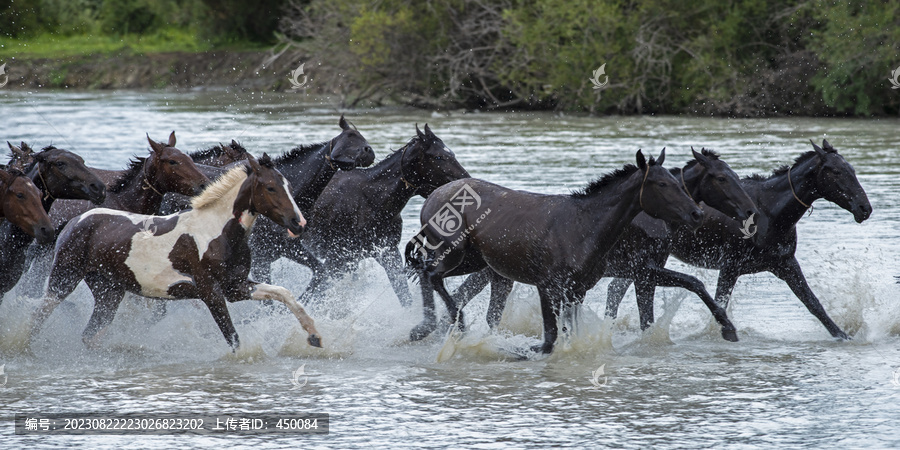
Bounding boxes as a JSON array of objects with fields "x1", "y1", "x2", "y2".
[
  {"x1": 167, "y1": 131, "x2": 177, "y2": 148},
  {"x1": 810, "y1": 139, "x2": 826, "y2": 157},
  {"x1": 339, "y1": 114, "x2": 350, "y2": 130},
  {"x1": 424, "y1": 123, "x2": 435, "y2": 139},
  {"x1": 259, "y1": 152, "x2": 274, "y2": 167},
  {"x1": 656, "y1": 147, "x2": 666, "y2": 166},
  {"x1": 231, "y1": 139, "x2": 240, "y2": 148},
  {"x1": 416, "y1": 123, "x2": 425, "y2": 139},
  {"x1": 635, "y1": 149, "x2": 647, "y2": 171},
  {"x1": 247, "y1": 154, "x2": 261, "y2": 174},
  {"x1": 147, "y1": 134, "x2": 162, "y2": 154},
  {"x1": 691, "y1": 146, "x2": 710, "y2": 167},
  {"x1": 822, "y1": 139, "x2": 835, "y2": 153}
]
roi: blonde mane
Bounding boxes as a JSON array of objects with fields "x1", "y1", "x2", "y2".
[{"x1": 190, "y1": 165, "x2": 248, "y2": 210}]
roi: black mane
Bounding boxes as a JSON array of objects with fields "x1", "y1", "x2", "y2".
[
  {"x1": 109, "y1": 157, "x2": 146, "y2": 193},
  {"x1": 571, "y1": 164, "x2": 641, "y2": 198},
  {"x1": 274, "y1": 141, "x2": 329, "y2": 165},
  {"x1": 743, "y1": 150, "x2": 817, "y2": 182}
]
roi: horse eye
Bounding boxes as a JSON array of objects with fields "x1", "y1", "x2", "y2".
[
  {"x1": 55, "y1": 161, "x2": 66, "y2": 167},
  {"x1": 168, "y1": 160, "x2": 178, "y2": 166},
  {"x1": 717, "y1": 176, "x2": 726, "y2": 183},
  {"x1": 267, "y1": 186, "x2": 276, "y2": 193},
  {"x1": 16, "y1": 192, "x2": 25, "y2": 199},
  {"x1": 658, "y1": 182, "x2": 667, "y2": 187},
  {"x1": 435, "y1": 156, "x2": 443, "y2": 161}
]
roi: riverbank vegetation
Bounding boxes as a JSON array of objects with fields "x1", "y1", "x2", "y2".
[{"x1": 2, "y1": 0, "x2": 899, "y2": 116}]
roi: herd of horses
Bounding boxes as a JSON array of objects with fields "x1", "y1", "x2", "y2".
[{"x1": 0, "y1": 114, "x2": 872, "y2": 357}]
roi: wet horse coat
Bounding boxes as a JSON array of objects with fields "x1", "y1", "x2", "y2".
[{"x1": 31, "y1": 156, "x2": 321, "y2": 350}]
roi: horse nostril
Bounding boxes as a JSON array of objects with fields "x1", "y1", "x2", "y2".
[
  {"x1": 691, "y1": 210, "x2": 703, "y2": 221},
  {"x1": 365, "y1": 146, "x2": 373, "y2": 153}
]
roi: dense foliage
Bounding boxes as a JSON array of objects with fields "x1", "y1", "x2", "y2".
[{"x1": 279, "y1": 0, "x2": 900, "y2": 115}]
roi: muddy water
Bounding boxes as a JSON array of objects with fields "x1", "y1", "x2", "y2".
[{"x1": 1, "y1": 91, "x2": 899, "y2": 447}]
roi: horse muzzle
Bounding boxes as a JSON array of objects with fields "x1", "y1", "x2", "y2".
[
  {"x1": 86, "y1": 182, "x2": 107, "y2": 204},
  {"x1": 33, "y1": 223, "x2": 55, "y2": 245}
]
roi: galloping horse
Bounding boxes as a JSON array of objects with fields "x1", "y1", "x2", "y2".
[
  {"x1": 0, "y1": 168, "x2": 54, "y2": 246},
  {"x1": 250, "y1": 115, "x2": 375, "y2": 284},
  {"x1": 612, "y1": 139, "x2": 871, "y2": 339},
  {"x1": 0, "y1": 143, "x2": 106, "y2": 300},
  {"x1": 30, "y1": 155, "x2": 322, "y2": 350},
  {"x1": 442, "y1": 148, "x2": 760, "y2": 335},
  {"x1": 299, "y1": 124, "x2": 469, "y2": 307},
  {"x1": 407, "y1": 150, "x2": 717, "y2": 355}
]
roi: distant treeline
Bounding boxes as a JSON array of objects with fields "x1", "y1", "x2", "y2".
[{"x1": 4, "y1": 0, "x2": 900, "y2": 116}]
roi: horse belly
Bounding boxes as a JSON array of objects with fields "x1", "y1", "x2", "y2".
[{"x1": 125, "y1": 234, "x2": 193, "y2": 299}]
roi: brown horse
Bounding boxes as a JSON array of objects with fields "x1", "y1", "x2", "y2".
[
  {"x1": 407, "y1": 150, "x2": 712, "y2": 355},
  {"x1": 30, "y1": 154, "x2": 321, "y2": 350},
  {"x1": 0, "y1": 168, "x2": 54, "y2": 245},
  {"x1": 1, "y1": 142, "x2": 106, "y2": 300},
  {"x1": 51, "y1": 132, "x2": 209, "y2": 228}
]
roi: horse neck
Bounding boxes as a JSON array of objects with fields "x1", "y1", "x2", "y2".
[
  {"x1": 285, "y1": 143, "x2": 338, "y2": 210},
  {"x1": 575, "y1": 171, "x2": 646, "y2": 252},
  {"x1": 759, "y1": 157, "x2": 820, "y2": 227},
  {"x1": 195, "y1": 174, "x2": 254, "y2": 234},
  {"x1": 365, "y1": 150, "x2": 419, "y2": 215},
  {"x1": 110, "y1": 161, "x2": 165, "y2": 214},
  {"x1": 23, "y1": 161, "x2": 54, "y2": 211}
]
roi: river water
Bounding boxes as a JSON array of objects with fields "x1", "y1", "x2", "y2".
[{"x1": 1, "y1": 91, "x2": 899, "y2": 448}]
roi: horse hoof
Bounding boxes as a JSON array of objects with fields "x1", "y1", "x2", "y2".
[
  {"x1": 410, "y1": 323, "x2": 435, "y2": 341},
  {"x1": 307, "y1": 334, "x2": 323, "y2": 348},
  {"x1": 529, "y1": 343, "x2": 553, "y2": 355},
  {"x1": 834, "y1": 331, "x2": 851, "y2": 341},
  {"x1": 721, "y1": 328, "x2": 739, "y2": 342}
]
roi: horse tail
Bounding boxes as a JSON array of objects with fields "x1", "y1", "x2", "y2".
[{"x1": 404, "y1": 237, "x2": 426, "y2": 284}]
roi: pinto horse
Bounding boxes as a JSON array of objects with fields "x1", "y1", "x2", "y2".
[
  {"x1": 249, "y1": 114, "x2": 375, "y2": 284},
  {"x1": 30, "y1": 155, "x2": 322, "y2": 350},
  {"x1": 298, "y1": 124, "x2": 469, "y2": 308},
  {"x1": 0, "y1": 143, "x2": 106, "y2": 300},
  {"x1": 0, "y1": 168, "x2": 54, "y2": 245},
  {"x1": 407, "y1": 150, "x2": 714, "y2": 355},
  {"x1": 612, "y1": 139, "x2": 871, "y2": 339},
  {"x1": 442, "y1": 148, "x2": 759, "y2": 336}
]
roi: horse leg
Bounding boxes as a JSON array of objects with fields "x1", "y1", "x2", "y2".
[
  {"x1": 486, "y1": 271, "x2": 514, "y2": 329},
  {"x1": 30, "y1": 255, "x2": 86, "y2": 340},
  {"x1": 432, "y1": 274, "x2": 464, "y2": 332},
  {"x1": 605, "y1": 278, "x2": 633, "y2": 319},
  {"x1": 532, "y1": 287, "x2": 563, "y2": 354},
  {"x1": 634, "y1": 280, "x2": 656, "y2": 330},
  {"x1": 249, "y1": 282, "x2": 322, "y2": 348},
  {"x1": 410, "y1": 270, "x2": 438, "y2": 341},
  {"x1": 452, "y1": 268, "x2": 491, "y2": 310},
  {"x1": 81, "y1": 276, "x2": 125, "y2": 349},
  {"x1": 21, "y1": 243, "x2": 54, "y2": 298},
  {"x1": 198, "y1": 284, "x2": 240, "y2": 351},
  {"x1": 375, "y1": 247, "x2": 413, "y2": 308},
  {"x1": 770, "y1": 256, "x2": 849, "y2": 340},
  {"x1": 713, "y1": 266, "x2": 741, "y2": 308},
  {"x1": 647, "y1": 267, "x2": 738, "y2": 342}
]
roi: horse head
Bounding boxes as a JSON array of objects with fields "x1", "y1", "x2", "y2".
[
  {"x1": 32, "y1": 146, "x2": 106, "y2": 204},
  {"x1": 327, "y1": 114, "x2": 375, "y2": 169},
  {"x1": 7, "y1": 141, "x2": 34, "y2": 171},
  {"x1": 0, "y1": 168, "x2": 54, "y2": 244},
  {"x1": 810, "y1": 139, "x2": 872, "y2": 223},
  {"x1": 636, "y1": 148, "x2": 704, "y2": 230},
  {"x1": 688, "y1": 147, "x2": 758, "y2": 221},
  {"x1": 239, "y1": 153, "x2": 306, "y2": 237},
  {"x1": 400, "y1": 124, "x2": 470, "y2": 197},
  {"x1": 146, "y1": 131, "x2": 210, "y2": 196}
]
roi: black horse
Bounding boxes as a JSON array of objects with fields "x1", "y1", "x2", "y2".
[
  {"x1": 608, "y1": 139, "x2": 871, "y2": 339},
  {"x1": 407, "y1": 150, "x2": 720, "y2": 355},
  {"x1": 0, "y1": 143, "x2": 106, "y2": 301},
  {"x1": 297, "y1": 124, "x2": 469, "y2": 308},
  {"x1": 444, "y1": 148, "x2": 760, "y2": 334},
  {"x1": 249, "y1": 115, "x2": 375, "y2": 283}
]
